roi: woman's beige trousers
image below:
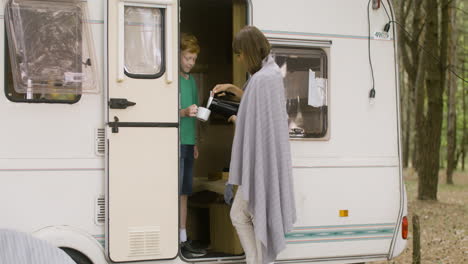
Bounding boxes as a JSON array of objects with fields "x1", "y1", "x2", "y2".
[{"x1": 230, "y1": 188, "x2": 263, "y2": 264}]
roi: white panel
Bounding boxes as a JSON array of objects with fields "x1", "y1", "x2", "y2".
[
  {"x1": 278, "y1": 167, "x2": 400, "y2": 259},
  {"x1": 0, "y1": 0, "x2": 106, "y2": 241},
  {"x1": 253, "y1": 0, "x2": 392, "y2": 39},
  {"x1": 292, "y1": 167, "x2": 400, "y2": 226},
  {"x1": 0, "y1": 0, "x2": 105, "y2": 161},
  {"x1": 108, "y1": 127, "x2": 178, "y2": 261},
  {"x1": 289, "y1": 38, "x2": 399, "y2": 160},
  {"x1": 0, "y1": 94, "x2": 104, "y2": 159},
  {"x1": 0, "y1": 158, "x2": 103, "y2": 170},
  {"x1": 0, "y1": 170, "x2": 104, "y2": 235}
]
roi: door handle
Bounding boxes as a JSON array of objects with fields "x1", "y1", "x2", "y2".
[{"x1": 109, "y1": 98, "x2": 136, "y2": 109}]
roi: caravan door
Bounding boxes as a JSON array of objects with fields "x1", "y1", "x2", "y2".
[{"x1": 106, "y1": 0, "x2": 178, "y2": 262}]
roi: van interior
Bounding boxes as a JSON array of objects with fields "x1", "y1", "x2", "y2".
[{"x1": 180, "y1": 0, "x2": 247, "y2": 260}]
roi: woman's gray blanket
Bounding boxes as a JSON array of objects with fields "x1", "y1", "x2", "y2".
[
  {"x1": 0, "y1": 229, "x2": 76, "y2": 264},
  {"x1": 228, "y1": 55, "x2": 297, "y2": 264}
]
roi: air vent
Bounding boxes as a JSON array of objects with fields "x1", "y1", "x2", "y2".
[
  {"x1": 95, "y1": 128, "x2": 105, "y2": 156},
  {"x1": 128, "y1": 227, "x2": 160, "y2": 257},
  {"x1": 95, "y1": 195, "x2": 105, "y2": 225}
]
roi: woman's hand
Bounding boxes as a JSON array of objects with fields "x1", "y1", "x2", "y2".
[
  {"x1": 212, "y1": 84, "x2": 243, "y2": 100},
  {"x1": 194, "y1": 145, "x2": 199, "y2": 159},
  {"x1": 228, "y1": 115, "x2": 237, "y2": 124},
  {"x1": 212, "y1": 84, "x2": 234, "y2": 96},
  {"x1": 181, "y1": 104, "x2": 198, "y2": 117}
]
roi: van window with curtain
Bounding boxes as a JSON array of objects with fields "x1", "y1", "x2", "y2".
[{"x1": 272, "y1": 47, "x2": 329, "y2": 139}]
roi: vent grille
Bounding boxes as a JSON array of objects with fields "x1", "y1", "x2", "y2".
[
  {"x1": 95, "y1": 128, "x2": 105, "y2": 156},
  {"x1": 95, "y1": 195, "x2": 105, "y2": 225},
  {"x1": 128, "y1": 227, "x2": 160, "y2": 257}
]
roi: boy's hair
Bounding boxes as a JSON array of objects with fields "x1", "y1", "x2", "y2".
[
  {"x1": 232, "y1": 26, "x2": 271, "y2": 74},
  {"x1": 181, "y1": 33, "x2": 200, "y2": 54}
]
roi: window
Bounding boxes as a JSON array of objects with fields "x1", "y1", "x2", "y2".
[
  {"x1": 272, "y1": 47, "x2": 329, "y2": 139},
  {"x1": 4, "y1": 0, "x2": 98, "y2": 103},
  {"x1": 124, "y1": 6, "x2": 164, "y2": 78},
  {"x1": 4, "y1": 37, "x2": 80, "y2": 103}
]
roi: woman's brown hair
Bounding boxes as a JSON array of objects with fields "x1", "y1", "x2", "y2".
[
  {"x1": 181, "y1": 33, "x2": 200, "y2": 54},
  {"x1": 233, "y1": 26, "x2": 271, "y2": 74}
]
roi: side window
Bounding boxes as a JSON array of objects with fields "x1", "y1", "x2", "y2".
[
  {"x1": 124, "y1": 6, "x2": 164, "y2": 78},
  {"x1": 4, "y1": 37, "x2": 80, "y2": 103},
  {"x1": 272, "y1": 47, "x2": 329, "y2": 139},
  {"x1": 4, "y1": 0, "x2": 98, "y2": 103}
]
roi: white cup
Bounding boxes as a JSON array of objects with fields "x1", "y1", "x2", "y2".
[{"x1": 196, "y1": 107, "x2": 211, "y2": 122}]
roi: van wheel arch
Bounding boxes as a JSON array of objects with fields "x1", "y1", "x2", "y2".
[
  {"x1": 61, "y1": 247, "x2": 94, "y2": 264},
  {"x1": 33, "y1": 226, "x2": 107, "y2": 264}
]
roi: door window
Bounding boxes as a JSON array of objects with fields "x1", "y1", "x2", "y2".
[{"x1": 124, "y1": 6, "x2": 164, "y2": 78}]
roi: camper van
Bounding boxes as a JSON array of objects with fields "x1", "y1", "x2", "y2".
[{"x1": 0, "y1": 0, "x2": 408, "y2": 263}]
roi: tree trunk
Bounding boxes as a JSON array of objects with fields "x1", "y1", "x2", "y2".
[
  {"x1": 403, "y1": 74, "x2": 411, "y2": 168},
  {"x1": 413, "y1": 47, "x2": 426, "y2": 173},
  {"x1": 446, "y1": 1, "x2": 457, "y2": 184},
  {"x1": 417, "y1": 0, "x2": 443, "y2": 201},
  {"x1": 462, "y1": 64, "x2": 466, "y2": 171},
  {"x1": 462, "y1": 80, "x2": 466, "y2": 171},
  {"x1": 409, "y1": 0, "x2": 425, "y2": 171},
  {"x1": 413, "y1": 215, "x2": 421, "y2": 264},
  {"x1": 396, "y1": 0, "x2": 411, "y2": 168},
  {"x1": 461, "y1": 16, "x2": 467, "y2": 171},
  {"x1": 461, "y1": 66, "x2": 466, "y2": 171}
]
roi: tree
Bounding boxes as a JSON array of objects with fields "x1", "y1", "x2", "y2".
[
  {"x1": 396, "y1": 0, "x2": 425, "y2": 170},
  {"x1": 416, "y1": 0, "x2": 445, "y2": 200},
  {"x1": 446, "y1": 0, "x2": 458, "y2": 184},
  {"x1": 458, "y1": 2, "x2": 467, "y2": 171},
  {"x1": 459, "y1": 42, "x2": 466, "y2": 171}
]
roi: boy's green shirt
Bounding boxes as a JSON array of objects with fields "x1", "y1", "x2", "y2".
[{"x1": 180, "y1": 75, "x2": 198, "y2": 145}]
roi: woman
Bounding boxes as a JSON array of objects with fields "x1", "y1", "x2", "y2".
[{"x1": 213, "y1": 26, "x2": 296, "y2": 264}]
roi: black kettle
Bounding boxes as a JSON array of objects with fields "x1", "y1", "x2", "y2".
[{"x1": 208, "y1": 98, "x2": 239, "y2": 119}]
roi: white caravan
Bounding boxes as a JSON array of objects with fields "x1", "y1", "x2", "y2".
[{"x1": 0, "y1": 0, "x2": 408, "y2": 263}]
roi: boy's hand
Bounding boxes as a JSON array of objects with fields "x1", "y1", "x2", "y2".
[
  {"x1": 183, "y1": 104, "x2": 198, "y2": 117},
  {"x1": 194, "y1": 145, "x2": 199, "y2": 159},
  {"x1": 228, "y1": 115, "x2": 237, "y2": 124}
]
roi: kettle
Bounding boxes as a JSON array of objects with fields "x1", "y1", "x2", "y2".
[{"x1": 208, "y1": 97, "x2": 239, "y2": 119}]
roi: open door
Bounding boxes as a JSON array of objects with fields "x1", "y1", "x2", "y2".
[{"x1": 106, "y1": 0, "x2": 178, "y2": 262}]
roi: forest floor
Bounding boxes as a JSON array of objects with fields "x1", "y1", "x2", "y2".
[{"x1": 374, "y1": 169, "x2": 468, "y2": 264}]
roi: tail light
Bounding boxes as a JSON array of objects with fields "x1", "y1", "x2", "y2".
[{"x1": 402, "y1": 216, "x2": 408, "y2": 239}]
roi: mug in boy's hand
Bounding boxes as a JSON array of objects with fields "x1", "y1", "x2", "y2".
[{"x1": 196, "y1": 107, "x2": 211, "y2": 122}]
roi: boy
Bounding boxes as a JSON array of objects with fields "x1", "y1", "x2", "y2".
[{"x1": 179, "y1": 33, "x2": 206, "y2": 257}]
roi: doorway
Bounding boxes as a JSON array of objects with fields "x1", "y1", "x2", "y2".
[{"x1": 180, "y1": 0, "x2": 248, "y2": 261}]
